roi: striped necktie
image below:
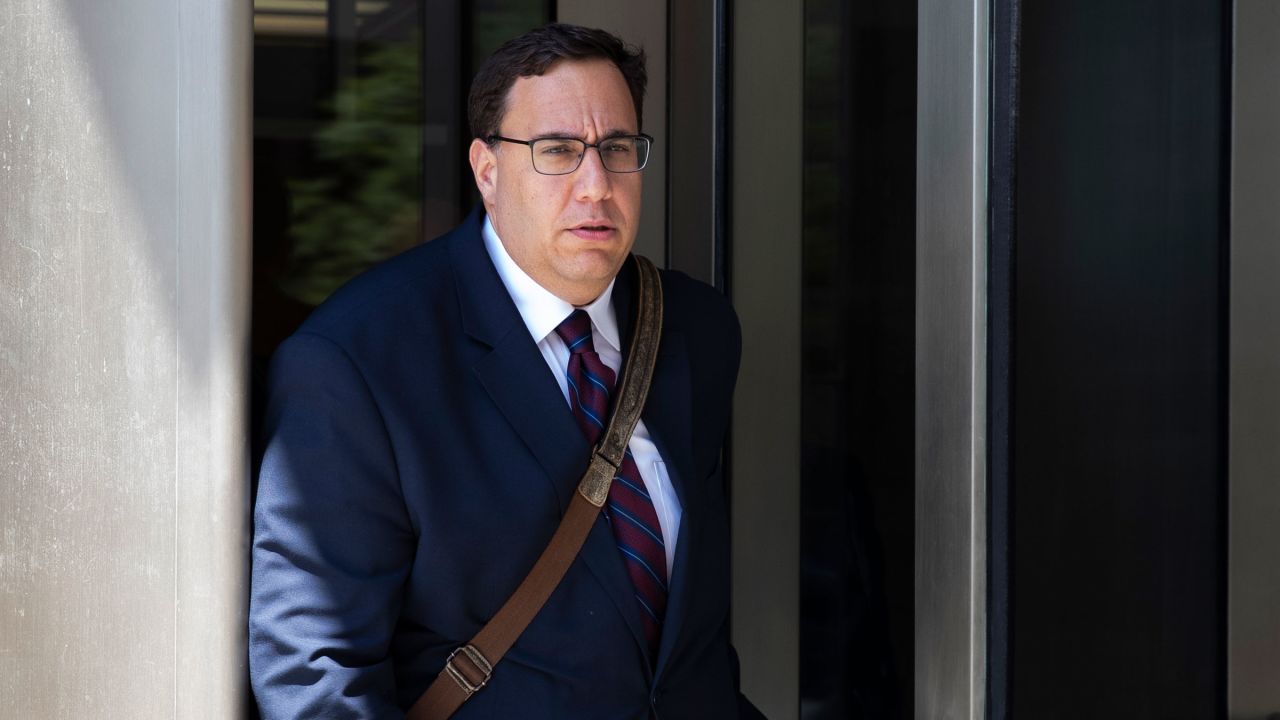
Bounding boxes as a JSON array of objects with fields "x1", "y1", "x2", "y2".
[{"x1": 555, "y1": 309, "x2": 667, "y2": 659}]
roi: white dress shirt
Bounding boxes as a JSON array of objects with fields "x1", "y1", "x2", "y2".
[{"x1": 482, "y1": 216, "x2": 680, "y2": 574}]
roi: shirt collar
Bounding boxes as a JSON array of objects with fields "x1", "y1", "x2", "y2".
[{"x1": 482, "y1": 214, "x2": 621, "y2": 352}]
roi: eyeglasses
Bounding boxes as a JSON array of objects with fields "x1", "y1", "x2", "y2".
[{"x1": 487, "y1": 134, "x2": 653, "y2": 175}]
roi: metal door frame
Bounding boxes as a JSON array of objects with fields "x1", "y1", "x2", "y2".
[
  {"x1": 1230, "y1": 1, "x2": 1280, "y2": 715},
  {"x1": 916, "y1": 0, "x2": 990, "y2": 717},
  {"x1": 563, "y1": 2, "x2": 997, "y2": 717}
]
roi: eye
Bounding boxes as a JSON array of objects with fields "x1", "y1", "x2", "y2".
[
  {"x1": 538, "y1": 140, "x2": 578, "y2": 155},
  {"x1": 602, "y1": 139, "x2": 635, "y2": 153}
]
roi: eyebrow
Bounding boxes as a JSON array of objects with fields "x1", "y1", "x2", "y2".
[{"x1": 528, "y1": 128, "x2": 637, "y2": 141}]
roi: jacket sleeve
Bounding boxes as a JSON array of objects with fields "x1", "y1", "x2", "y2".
[{"x1": 249, "y1": 332, "x2": 415, "y2": 719}]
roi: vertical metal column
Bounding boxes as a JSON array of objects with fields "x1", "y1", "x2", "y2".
[
  {"x1": 666, "y1": 0, "x2": 724, "y2": 287},
  {"x1": 730, "y1": 1, "x2": 803, "y2": 717},
  {"x1": 916, "y1": 0, "x2": 989, "y2": 717},
  {"x1": 176, "y1": 2, "x2": 252, "y2": 716},
  {"x1": 0, "y1": 1, "x2": 251, "y2": 716},
  {"x1": 556, "y1": 0, "x2": 668, "y2": 264},
  {"x1": 1230, "y1": 1, "x2": 1280, "y2": 716}
]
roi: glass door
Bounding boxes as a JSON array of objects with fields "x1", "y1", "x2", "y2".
[{"x1": 251, "y1": 0, "x2": 551, "y2": 367}]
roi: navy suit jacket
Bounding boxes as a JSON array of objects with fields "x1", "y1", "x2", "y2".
[{"x1": 250, "y1": 208, "x2": 760, "y2": 719}]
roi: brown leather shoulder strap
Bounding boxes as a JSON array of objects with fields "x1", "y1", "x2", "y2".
[{"x1": 407, "y1": 255, "x2": 663, "y2": 720}]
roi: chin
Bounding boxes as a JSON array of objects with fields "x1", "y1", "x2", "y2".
[
  {"x1": 561, "y1": 267, "x2": 618, "y2": 289},
  {"x1": 564, "y1": 248, "x2": 627, "y2": 277}
]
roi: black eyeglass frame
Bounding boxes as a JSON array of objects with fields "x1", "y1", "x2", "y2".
[{"x1": 486, "y1": 133, "x2": 655, "y2": 175}]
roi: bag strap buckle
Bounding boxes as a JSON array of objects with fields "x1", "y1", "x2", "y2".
[{"x1": 443, "y1": 644, "x2": 493, "y2": 696}]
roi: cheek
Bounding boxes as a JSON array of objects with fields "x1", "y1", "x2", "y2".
[
  {"x1": 529, "y1": 184, "x2": 573, "y2": 229},
  {"x1": 617, "y1": 179, "x2": 643, "y2": 216}
]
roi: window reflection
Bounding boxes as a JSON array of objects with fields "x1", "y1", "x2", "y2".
[
  {"x1": 250, "y1": 0, "x2": 550, "y2": 480},
  {"x1": 252, "y1": 0, "x2": 549, "y2": 351},
  {"x1": 801, "y1": 0, "x2": 916, "y2": 717},
  {"x1": 279, "y1": 34, "x2": 425, "y2": 306}
]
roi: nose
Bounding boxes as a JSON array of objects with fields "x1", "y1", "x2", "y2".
[{"x1": 574, "y1": 145, "x2": 612, "y2": 202}]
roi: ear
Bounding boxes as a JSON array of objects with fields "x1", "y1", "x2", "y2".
[{"x1": 469, "y1": 138, "x2": 498, "y2": 205}]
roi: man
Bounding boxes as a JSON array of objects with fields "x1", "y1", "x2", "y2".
[{"x1": 250, "y1": 24, "x2": 761, "y2": 719}]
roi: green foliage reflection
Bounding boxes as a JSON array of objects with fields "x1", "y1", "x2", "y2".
[{"x1": 281, "y1": 39, "x2": 422, "y2": 307}]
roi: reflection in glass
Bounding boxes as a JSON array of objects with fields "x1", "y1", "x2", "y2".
[
  {"x1": 251, "y1": 0, "x2": 551, "y2": 481},
  {"x1": 801, "y1": 0, "x2": 916, "y2": 717},
  {"x1": 281, "y1": 35, "x2": 425, "y2": 306},
  {"x1": 252, "y1": 0, "x2": 550, "y2": 347}
]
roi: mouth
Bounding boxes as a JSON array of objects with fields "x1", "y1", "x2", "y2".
[{"x1": 568, "y1": 221, "x2": 617, "y2": 240}]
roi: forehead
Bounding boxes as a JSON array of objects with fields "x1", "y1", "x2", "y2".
[{"x1": 502, "y1": 58, "x2": 638, "y2": 135}]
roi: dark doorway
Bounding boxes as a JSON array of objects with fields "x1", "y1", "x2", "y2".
[
  {"x1": 1003, "y1": 0, "x2": 1230, "y2": 716},
  {"x1": 801, "y1": 1, "x2": 917, "y2": 717}
]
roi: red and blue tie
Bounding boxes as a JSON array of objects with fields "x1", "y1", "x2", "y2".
[{"x1": 555, "y1": 309, "x2": 667, "y2": 658}]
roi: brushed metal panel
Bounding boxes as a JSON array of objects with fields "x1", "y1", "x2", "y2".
[
  {"x1": 556, "y1": 0, "x2": 668, "y2": 264},
  {"x1": 1230, "y1": 2, "x2": 1280, "y2": 717},
  {"x1": 0, "y1": 0, "x2": 250, "y2": 716},
  {"x1": 1, "y1": 3, "x2": 180, "y2": 715},
  {"x1": 730, "y1": 1, "x2": 803, "y2": 717},
  {"x1": 174, "y1": 1, "x2": 252, "y2": 718},
  {"x1": 916, "y1": 0, "x2": 988, "y2": 717}
]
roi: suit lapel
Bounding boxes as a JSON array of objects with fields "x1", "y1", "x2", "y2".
[
  {"x1": 643, "y1": 333, "x2": 697, "y2": 679},
  {"x1": 471, "y1": 331, "x2": 587, "y2": 508},
  {"x1": 452, "y1": 210, "x2": 585, "y2": 510},
  {"x1": 473, "y1": 335, "x2": 652, "y2": 657},
  {"x1": 578, "y1": 256, "x2": 676, "y2": 662},
  {"x1": 452, "y1": 220, "x2": 650, "y2": 657},
  {"x1": 577, "y1": 513, "x2": 650, "y2": 659},
  {"x1": 616, "y1": 260, "x2": 700, "y2": 676}
]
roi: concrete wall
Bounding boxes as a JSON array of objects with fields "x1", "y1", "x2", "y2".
[{"x1": 0, "y1": 1, "x2": 251, "y2": 716}]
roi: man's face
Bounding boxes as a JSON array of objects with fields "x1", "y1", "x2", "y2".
[{"x1": 470, "y1": 58, "x2": 642, "y2": 306}]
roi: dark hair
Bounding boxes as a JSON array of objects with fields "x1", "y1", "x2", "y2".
[{"x1": 468, "y1": 23, "x2": 647, "y2": 141}]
